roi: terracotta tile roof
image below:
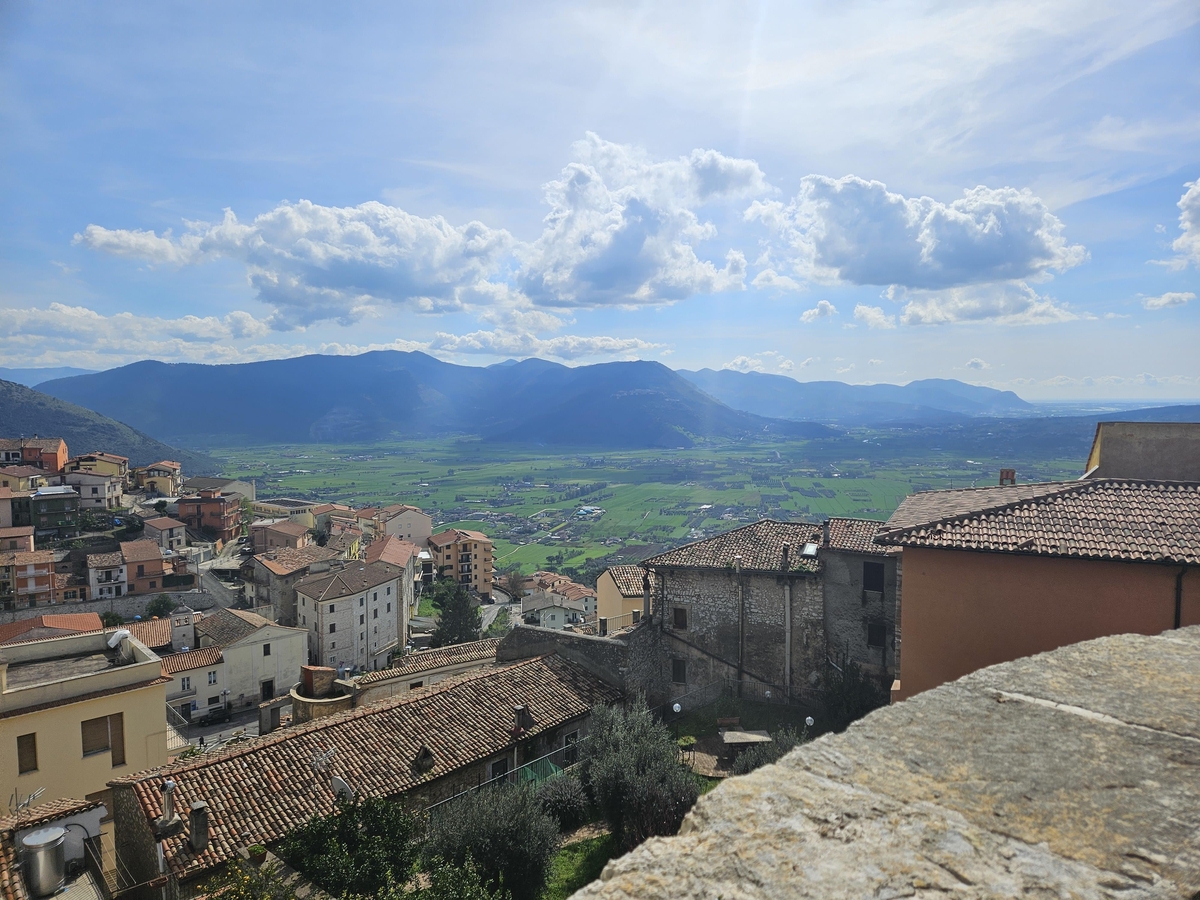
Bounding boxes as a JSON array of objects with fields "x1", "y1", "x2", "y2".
[
  {"x1": 295, "y1": 561, "x2": 403, "y2": 603},
  {"x1": 194, "y1": 607, "x2": 269, "y2": 647},
  {"x1": 143, "y1": 516, "x2": 188, "y2": 530},
  {"x1": 357, "y1": 638, "x2": 500, "y2": 685},
  {"x1": 354, "y1": 507, "x2": 381, "y2": 519},
  {"x1": 429, "y1": 528, "x2": 491, "y2": 547},
  {"x1": 255, "y1": 546, "x2": 339, "y2": 577},
  {"x1": 75, "y1": 451, "x2": 129, "y2": 464},
  {"x1": 380, "y1": 503, "x2": 425, "y2": 517},
  {"x1": 524, "y1": 593, "x2": 585, "y2": 614},
  {"x1": 643, "y1": 519, "x2": 823, "y2": 574},
  {"x1": 0, "y1": 613, "x2": 104, "y2": 645},
  {"x1": 364, "y1": 536, "x2": 420, "y2": 568},
  {"x1": 112, "y1": 655, "x2": 620, "y2": 881},
  {"x1": 310, "y1": 503, "x2": 351, "y2": 516},
  {"x1": 605, "y1": 565, "x2": 656, "y2": 598},
  {"x1": 553, "y1": 582, "x2": 596, "y2": 602},
  {"x1": 877, "y1": 479, "x2": 1200, "y2": 565},
  {"x1": 161, "y1": 646, "x2": 223, "y2": 675},
  {"x1": 144, "y1": 460, "x2": 182, "y2": 471},
  {"x1": 884, "y1": 481, "x2": 1078, "y2": 531},
  {"x1": 0, "y1": 833, "x2": 23, "y2": 900},
  {"x1": 127, "y1": 617, "x2": 174, "y2": 649},
  {"x1": 823, "y1": 518, "x2": 892, "y2": 555},
  {"x1": 119, "y1": 540, "x2": 163, "y2": 563},
  {"x1": 0, "y1": 466, "x2": 45, "y2": 478},
  {"x1": 0, "y1": 550, "x2": 54, "y2": 567},
  {"x1": 0, "y1": 437, "x2": 64, "y2": 452},
  {"x1": 266, "y1": 521, "x2": 310, "y2": 537},
  {"x1": 86, "y1": 550, "x2": 124, "y2": 568}
]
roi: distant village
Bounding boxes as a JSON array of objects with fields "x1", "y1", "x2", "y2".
[{"x1": 0, "y1": 422, "x2": 1197, "y2": 899}]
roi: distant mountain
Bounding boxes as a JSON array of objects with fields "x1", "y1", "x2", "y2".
[
  {"x1": 37, "y1": 352, "x2": 833, "y2": 449},
  {"x1": 678, "y1": 369, "x2": 1033, "y2": 424},
  {"x1": 0, "y1": 380, "x2": 218, "y2": 472},
  {"x1": 0, "y1": 366, "x2": 99, "y2": 387}
]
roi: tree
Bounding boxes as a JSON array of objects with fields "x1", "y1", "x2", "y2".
[
  {"x1": 423, "y1": 785, "x2": 558, "y2": 900},
  {"x1": 203, "y1": 859, "x2": 296, "y2": 900},
  {"x1": 277, "y1": 796, "x2": 419, "y2": 898},
  {"x1": 582, "y1": 700, "x2": 699, "y2": 851},
  {"x1": 154, "y1": 500, "x2": 168, "y2": 514},
  {"x1": 100, "y1": 611, "x2": 123, "y2": 627},
  {"x1": 146, "y1": 594, "x2": 176, "y2": 618},
  {"x1": 429, "y1": 580, "x2": 481, "y2": 648},
  {"x1": 822, "y1": 660, "x2": 888, "y2": 732},
  {"x1": 729, "y1": 724, "x2": 810, "y2": 776}
]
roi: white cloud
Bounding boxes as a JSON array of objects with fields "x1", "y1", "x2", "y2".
[
  {"x1": 1170, "y1": 180, "x2": 1200, "y2": 268},
  {"x1": 1142, "y1": 291, "x2": 1194, "y2": 310},
  {"x1": 966, "y1": 357, "x2": 990, "y2": 370},
  {"x1": 799, "y1": 299, "x2": 837, "y2": 323},
  {"x1": 428, "y1": 330, "x2": 660, "y2": 360},
  {"x1": 895, "y1": 282, "x2": 1077, "y2": 326},
  {"x1": 853, "y1": 304, "x2": 896, "y2": 329},
  {"x1": 798, "y1": 357, "x2": 816, "y2": 368},
  {"x1": 868, "y1": 358, "x2": 883, "y2": 366},
  {"x1": 836, "y1": 363, "x2": 855, "y2": 374},
  {"x1": 777, "y1": 359, "x2": 794, "y2": 372},
  {"x1": 749, "y1": 176, "x2": 1086, "y2": 289},
  {"x1": 518, "y1": 133, "x2": 759, "y2": 308},
  {"x1": 751, "y1": 268, "x2": 801, "y2": 291},
  {"x1": 723, "y1": 355, "x2": 764, "y2": 373}
]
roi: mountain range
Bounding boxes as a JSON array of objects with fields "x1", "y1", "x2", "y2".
[
  {"x1": 0, "y1": 379, "x2": 217, "y2": 472},
  {"x1": 0, "y1": 366, "x2": 98, "y2": 387}
]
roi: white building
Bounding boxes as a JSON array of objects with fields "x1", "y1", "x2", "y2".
[
  {"x1": 143, "y1": 516, "x2": 188, "y2": 551},
  {"x1": 63, "y1": 471, "x2": 124, "y2": 510},
  {"x1": 294, "y1": 561, "x2": 403, "y2": 672},
  {"x1": 378, "y1": 504, "x2": 432, "y2": 543},
  {"x1": 85, "y1": 549, "x2": 127, "y2": 598},
  {"x1": 522, "y1": 592, "x2": 586, "y2": 629}
]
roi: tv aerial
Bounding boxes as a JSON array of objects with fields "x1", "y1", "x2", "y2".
[{"x1": 9, "y1": 787, "x2": 46, "y2": 817}]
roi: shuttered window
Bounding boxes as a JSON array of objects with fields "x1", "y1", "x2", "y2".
[
  {"x1": 17, "y1": 733, "x2": 37, "y2": 774},
  {"x1": 81, "y1": 714, "x2": 125, "y2": 766}
]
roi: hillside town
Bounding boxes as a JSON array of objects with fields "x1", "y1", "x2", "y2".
[{"x1": 0, "y1": 422, "x2": 1198, "y2": 899}]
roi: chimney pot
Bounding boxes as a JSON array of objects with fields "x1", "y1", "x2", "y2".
[
  {"x1": 822, "y1": 519, "x2": 830, "y2": 546},
  {"x1": 189, "y1": 801, "x2": 210, "y2": 852}
]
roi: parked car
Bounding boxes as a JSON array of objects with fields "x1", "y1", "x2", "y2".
[{"x1": 195, "y1": 706, "x2": 232, "y2": 727}]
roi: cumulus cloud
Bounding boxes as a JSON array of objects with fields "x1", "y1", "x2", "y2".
[
  {"x1": 428, "y1": 330, "x2": 659, "y2": 360},
  {"x1": 799, "y1": 299, "x2": 837, "y2": 323},
  {"x1": 966, "y1": 357, "x2": 990, "y2": 369},
  {"x1": 518, "y1": 133, "x2": 760, "y2": 307},
  {"x1": 1142, "y1": 291, "x2": 1194, "y2": 310},
  {"x1": 749, "y1": 175, "x2": 1086, "y2": 290},
  {"x1": 868, "y1": 358, "x2": 883, "y2": 366},
  {"x1": 853, "y1": 304, "x2": 896, "y2": 329},
  {"x1": 77, "y1": 202, "x2": 516, "y2": 329},
  {"x1": 723, "y1": 355, "x2": 764, "y2": 373},
  {"x1": 721, "y1": 350, "x2": 794, "y2": 374},
  {"x1": 895, "y1": 282, "x2": 1078, "y2": 326},
  {"x1": 751, "y1": 268, "x2": 801, "y2": 291},
  {"x1": 1170, "y1": 180, "x2": 1200, "y2": 268}
]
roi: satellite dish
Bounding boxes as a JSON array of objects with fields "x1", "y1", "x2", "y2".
[{"x1": 330, "y1": 776, "x2": 355, "y2": 803}]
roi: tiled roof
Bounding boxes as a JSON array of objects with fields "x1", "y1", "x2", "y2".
[
  {"x1": 144, "y1": 460, "x2": 182, "y2": 471},
  {"x1": 877, "y1": 479, "x2": 1200, "y2": 564},
  {"x1": 295, "y1": 561, "x2": 403, "y2": 602},
  {"x1": 255, "y1": 545, "x2": 339, "y2": 577},
  {"x1": 605, "y1": 565, "x2": 656, "y2": 598},
  {"x1": 266, "y1": 520, "x2": 310, "y2": 537},
  {"x1": 0, "y1": 613, "x2": 104, "y2": 645},
  {"x1": 553, "y1": 582, "x2": 596, "y2": 602},
  {"x1": 194, "y1": 607, "x2": 269, "y2": 647},
  {"x1": 524, "y1": 593, "x2": 585, "y2": 613},
  {"x1": 357, "y1": 638, "x2": 500, "y2": 685},
  {"x1": 161, "y1": 646, "x2": 223, "y2": 675},
  {"x1": 143, "y1": 516, "x2": 187, "y2": 530},
  {"x1": 0, "y1": 526, "x2": 34, "y2": 537},
  {"x1": 113, "y1": 655, "x2": 620, "y2": 881},
  {"x1": 127, "y1": 617, "x2": 174, "y2": 649},
  {"x1": 429, "y1": 528, "x2": 491, "y2": 547},
  {"x1": 76, "y1": 451, "x2": 129, "y2": 464},
  {"x1": 0, "y1": 550, "x2": 54, "y2": 567},
  {"x1": 884, "y1": 481, "x2": 1078, "y2": 531},
  {"x1": 119, "y1": 540, "x2": 163, "y2": 563},
  {"x1": 824, "y1": 518, "x2": 892, "y2": 555},
  {"x1": 0, "y1": 797, "x2": 105, "y2": 835},
  {"x1": 0, "y1": 832, "x2": 23, "y2": 900},
  {"x1": 643, "y1": 519, "x2": 823, "y2": 574},
  {"x1": 0, "y1": 466, "x2": 45, "y2": 478},
  {"x1": 86, "y1": 550, "x2": 123, "y2": 568},
  {"x1": 364, "y1": 536, "x2": 419, "y2": 568},
  {"x1": 0, "y1": 437, "x2": 64, "y2": 452},
  {"x1": 380, "y1": 503, "x2": 425, "y2": 517}
]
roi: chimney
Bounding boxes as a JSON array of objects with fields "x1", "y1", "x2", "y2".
[
  {"x1": 599, "y1": 617, "x2": 608, "y2": 636},
  {"x1": 161, "y1": 780, "x2": 177, "y2": 823},
  {"x1": 0, "y1": 658, "x2": 7, "y2": 693},
  {"x1": 642, "y1": 569, "x2": 651, "y2": 620},
  {"x1": 781, "y1": 542, "x2": 790, "y2": 572},
  {"x1": 189, "y1": 801, "x2": 210, "y2": 852},
  {"x1": 822, "y1": 519, "x2": 830, "y2": 547},
  {"x1": 999, "y1": 468, "x2": 1016, "y2": 485}
]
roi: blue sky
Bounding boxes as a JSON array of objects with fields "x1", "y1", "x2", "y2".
[{"x1": 1, "y1": 1, "x2": 1198, "y2": 400}]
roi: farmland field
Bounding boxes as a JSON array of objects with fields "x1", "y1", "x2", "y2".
[{"x1": 214, "y1": 432, "x2": 1082, "y2": 578}]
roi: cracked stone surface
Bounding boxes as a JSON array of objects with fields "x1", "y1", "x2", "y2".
[{"x1": 571, "y1": 626, "x2": 1200, "y2": 899}]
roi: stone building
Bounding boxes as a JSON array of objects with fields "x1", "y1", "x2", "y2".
[
  {"x1": 247, "y1": 545, "x2": 340, "y2": 625},
  {"x1": 108, "y1": 654, "x2": 619, "y2": 900},
  {"x1": 820, "y1": 517, "x2": 900, "y2": 678}
]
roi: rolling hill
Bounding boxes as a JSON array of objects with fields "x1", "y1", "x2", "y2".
[
  {"x1": 0, "y1": 366, "x2": 99, "y2": 387},
  {"x1": 36, "y1": 353, "x2": 833, "y2": 449},
  {"x1": 0, "y1": 379, "x2": 218, "y2": 473}
]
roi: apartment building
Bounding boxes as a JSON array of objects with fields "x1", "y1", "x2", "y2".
[
  {"x1": 143, "y1": 516, "x2": 188, "y2": 552},
  {"x1": 428, "y1": 528, "x2": 494, "y2": 600},
  {"x1": 62, "y1": 470, "x2": 124, "y2": 510},
  {"x1": 131, "y1": 459, "x2": 183, "y2": 496},
  {"x1": 86, "y1": 550, "x2": 127, "y2": 599},
  {"x1": 0, "y1": 629, "x2": 169, "y2": 810},
  {"x1": 85, "y1": 540, "x2": 192, "y2": 599},
  {"x1": 294, "y1": 561, "x2": 404, "y2": 671},
  {"x1": 63, "y1": 452, "x2": 129, "y2": 482},
  {"x1": 178, "y1": 488, "x2": 241, "y2": 543},
  {"x1": 30, "y1": 485, "x2": 80, "y2": 538},
  {"x1": 0, "y1": 465, "x2": 48, "y2": 491},
  {"x1": 250, "y1": 518, "x2": 311, "y2": 553},
  {"x1": 378, "y1": 504, "x2": 433, "y2": 543},
  {"x1": 0, "y1": 550, "x2": 57, "y2": 609},
  {"x1": 0, "y1": 437, "x2": 68, "y2": 473},
  {"x1": 248, "y1": 545, "x2": 340, "y2": 626},
  {"x1": 0, "y1": 525, "x2": 35, "y2": 552}
]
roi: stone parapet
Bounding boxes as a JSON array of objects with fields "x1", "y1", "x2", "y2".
[{"x1": 572, "y1": 625, "x2": 1200, "y2": 898}]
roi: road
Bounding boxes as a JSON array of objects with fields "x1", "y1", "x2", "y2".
[{"x1": 482, "y1": 600, "x2": 518, "y2": 630}]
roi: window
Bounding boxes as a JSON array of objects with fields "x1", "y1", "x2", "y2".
[
  {"x1": 409, "y1": 681, "x2": 423, "y2": 690},
  {"x1": 263, "y1": 643, "x2": 271, "y2": 657},
  {"x1": 331, "y1": 642, "x2": 336, "y2": 649},
  {"x1": 867, "y1": 623, "x2": 887, "y2": 648},
  {"x1": 387, "y1": 586, "x2": 391, "y2": 595},
  {"x1": 490, "y1": 757, "x2": 510, "y2": 780},
  {"x1": 329, "y1": 604, "x2": 334, "y2": 613},
  {"x1": 673, "y1": 607, "x2": 688, "y2": 630},
  {"x1": 91, "y1": 487, "x2": 98, "y2": 494},
  {"x1": 672, "y1": 658, "x2": 687, "y2": 684},
  {"x1": 373, "y1": 591, "x2": 377, "y2": 602},
  {"x1": 208, "y1": 696, "x2": 220, "y2": 706},
  {"x1": 373, "y1": 608, "x2": 378, "y2": 619},
  {"x1": 149, "y1": 581, "x2": 156, "y2": 589},
  {"x1": 359, "y1": 614, "x2": 364, "y2": 625},
  {"x1": 17, "y1": 733, "x2": 37, "y2": 774},
  {"x1": 302, "y1": 597, "x2": 306, "y2": 607},
  {"x1": 386, "y1": 603, "x2": 391, "y2": 613},
  {"x1": 360, "y1": 632, "x2": 364, "y2": 641},
  {"x1": 81, "y1": 713, "x2": 125, "y2": 766},
  {"x1": 329, "y1": 623, "x2": 336, "y2": 633},
  {"x1": 137, "y1": 564, "x2": 145, "y2": 577},
  {"x1": 302, "y1": 615, "x2": 306, "y2": 625},
  {"x1": 208, "y1": 670, "x2": 218, "y2": 684},
  {"x1": 181, "y1": 676, "x2": 191, "y2": 691},
  {"x1": 863, "y1": 561, "x2": 886, "y2": 594}
]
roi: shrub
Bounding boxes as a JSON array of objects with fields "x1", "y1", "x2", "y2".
[
  {"x1": 536, "y1": 775, "x2": 588, "y2": 831},
  {"x1": 582, "y1": 701, "x2": 700, "y2": 851},
  {"x1": 100, "y1": 611, "x2": 123, "y2": 627},
  {"x1": 277, "y1": 796, "x2": 419, "y2": 898},
  {"x1": 146, "y1": 594, "x2": 176, "y2": 618},
  {"x1": 729, "y1": 724, "x2": 809, "y2": 776},
  {"x1": 203, "y1": 859, "x2": 296, "y2": 900},
  {"x1": 822, "y1": 661, "x2": 888, "y2": 732},
  {"x1": 424, "y1": 784, "x2": 558, "y2": 900}
]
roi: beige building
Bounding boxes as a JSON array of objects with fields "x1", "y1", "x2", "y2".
[
  {"x1": 596, "y1": 565, "x2": 655, "y2": 625},
  {"x1": 249, "y1": 545, "x2": 340, "y2": 625},
  {"x1": 429, "y1": 528, "x2": 494, "y2": 600},
  {"x1": 0, "y1": 629, "x2": 169, "y2": 812},
  {"x1": 191, "y1": 607, "x2": 309, "y2": 708},
  {"x1": 295, "y1": 561, "x2": 405, "y2": 671},
  {"x1": 62, "y1": 470, "x2": 124, "y2": 510},
  {"x1": 378, "y1": 504, "x2": 433, "y2": 543},
  {"x1": 354, "y1": 638, "x2": 499, "y2": 702},
  {"x1": 143, "y1": 516, "x2": 188, "y2": 552}
]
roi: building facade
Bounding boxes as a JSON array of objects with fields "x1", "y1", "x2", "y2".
[
  {"x1": 132, "y1": 460, "x2": 183, "y2": 496},
  {"x1": 295, "y1": 561, "x2": 404, "y2": 671},
  {"x1": 249, "y1": 545, "x2": 340, "y2": 625},
  {"x1": 143, "y1": 516, "x2": 188, "y2": 552},
  {"x1": 178, "y1": 489, "x2": 241, "y2": 543},
  {"x1": 0, "y1": 437, "x2": 68, "y2": 473},
  {"x1": 0, "y1": 550, "x2": 58, "y2": 609},
  {"x1": 63, "y1": 452, "x2": 129, "y2": 482},
  {"x1": 62, "y1": 471, "x2": 124, "y2": 510},
  {"x1": 428, "y1": 528, "x2": 494, "y2": 600},
  {"x1": 30, "y1": 486, "x2": 80, "y2": 538}
]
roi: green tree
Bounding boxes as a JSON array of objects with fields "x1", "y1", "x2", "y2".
[
  {"x1": 483, "y1": 608, "x2": 510, "y2": 639},
  {"x1": 729, "y1": 724, "x2": 810, "y2": 776},
  {"x1": 146, "y1": 594, "x2": 176, "y2": 618},
  {"x1": 423, "y1": 785, "x2": 558, "y2": 900},
  {"x1": 154, "y1": 500, "x2": 168, "y2": 514},
  {"x1": 100, "y1": 611, "x2": 123, "y2": 627},
  {"x1": 203, "y1": 859, "x2": 296, "y2": 900},
  {"x1": 277, "y1": 796, "x2": 419, "y2": 898},
  {"x1": 429, "y1": 580, "x2": 481, "y2": 648},
  {"x1": 582, "y1": 700, "x2": 699, "y2": 851},
  {"x1": 822, "y1": 660, "x2": 888, "y2": 732}
]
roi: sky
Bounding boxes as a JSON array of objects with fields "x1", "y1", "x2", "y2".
[{"x1": 1, "y1": 1, "x2": 1198, "y2": 401}]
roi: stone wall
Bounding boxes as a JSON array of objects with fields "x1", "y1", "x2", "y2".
[
  {"x1": 0, "y1": 588, "x2": 219, "y2": 627},
  {"x1": 571, "y1": 625, "x2": 1200, "y2": 899},
  {"x1": 821, "y1": 548, "x2": 899, "y2": 677},
  {"x1": 497, "y1": 624, "x2": 631, "y2": 690}
]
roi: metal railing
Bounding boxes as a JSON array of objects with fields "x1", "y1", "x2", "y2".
[{"x1": 166, "y1": 704, "x2": 191, "y2": 751}]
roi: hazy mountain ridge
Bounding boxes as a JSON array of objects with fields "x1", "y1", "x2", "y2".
[
  {"x1": 0, "y1": 379, "x2": 218, "y2": 472},
  {"x1": 0, "y1": 366, "x2": 100, "y2": 387}
]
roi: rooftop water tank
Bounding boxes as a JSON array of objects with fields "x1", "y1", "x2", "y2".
[{"x1": 22, "y1": 826, "x2": 66, "y2": 897}]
